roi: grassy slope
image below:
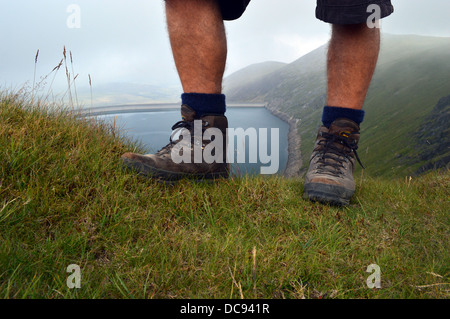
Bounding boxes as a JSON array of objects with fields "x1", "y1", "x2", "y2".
[
  {"x1": 0, "y1": 93, "x2": 448, "y2": 299},
  {"x1": 225, "y1": 34, "x2": 450, "y2": 177},
  {"x1": 361, "y1": 35, "x2": 450, "y2": 176},
  {"x1": 223, "y1": 61, "x2": 288, "y2": 98}
]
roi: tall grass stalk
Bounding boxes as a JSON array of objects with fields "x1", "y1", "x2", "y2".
[
  {"x1": 44, "y1": 59, "x2": 63, "y2": 103},
  {"x1": 31, "y1": 49, "x2": 39, "y2": 103},
  {"x1": 63, "y1": 46, "x2": 73, "y2": 108},
  {"x1": 88, "y1": 74, "x2": 93, "y2": 109},
  {"x1": 70, "y1": 51, "x2": 79, "y2": 108}
]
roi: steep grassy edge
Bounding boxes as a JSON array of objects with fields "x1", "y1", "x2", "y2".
[{"x1": 0, "y1": 92, "x2": 448, "y2": 299}]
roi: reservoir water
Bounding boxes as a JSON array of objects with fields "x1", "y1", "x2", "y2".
[{"x1": 96, "y1": 107, "x2": 289, "y2": 176}]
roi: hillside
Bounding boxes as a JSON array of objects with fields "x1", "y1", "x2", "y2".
[
  {"x1": 223, "y1": 61, "x2": 287, "y2": 99},
  {"x1": 408, "y1": 94, "x2": 450, "y2": 174},
  {"x1": 224, "y1": 34, "x2": 450, "y2": 177},
  {"x1": 0, "y1": 92, "x2": 449, "y2": 299}
]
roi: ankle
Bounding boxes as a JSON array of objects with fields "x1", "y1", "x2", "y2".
[
  {"x1": 181, "y1": 93, "x2": 226, "y2": 118},
  {"x1": 321, "y1": 106, "x2": 365, "y2": 128}
]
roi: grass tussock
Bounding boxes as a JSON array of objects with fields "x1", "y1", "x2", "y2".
[{"x1": 0, "y1": 91, "x2": 448, "y2": 299}]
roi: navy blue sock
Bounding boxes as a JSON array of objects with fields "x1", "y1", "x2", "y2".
[
  {"x1": 321, "y1": 106, "x2": 365, "y2": 128},
  {"x1": 181, "y1": 93, "x2": 226, "y2": 118}
]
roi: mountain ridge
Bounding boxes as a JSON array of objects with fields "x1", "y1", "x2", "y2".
[{"x1": 224, "y1": 33, "x2": 450, "y2": 176}]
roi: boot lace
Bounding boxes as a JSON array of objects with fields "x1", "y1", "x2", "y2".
[
  {"x1": 156, "y1": 120, "x2": 209, "y2": 155},
  {"x1": 316, "y1": 131, "x2": 365, "y2": 175}
]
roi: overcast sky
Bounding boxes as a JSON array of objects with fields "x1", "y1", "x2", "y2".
[{"x1": 1, "y1": 0, "x2": 449, "y2": 95}]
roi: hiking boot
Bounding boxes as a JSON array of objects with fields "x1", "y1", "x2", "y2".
[
  {"x1": 303, "y1": 118, "x2": 364, "y2": 206},
  {"x1": 121, "y1": 104, "x2": 229, "y2": 182}
]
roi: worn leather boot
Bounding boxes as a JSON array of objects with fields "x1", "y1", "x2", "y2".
[
  {"x1": 303, "y1": 118, "x2": 364, "y2": 206},
  {"x1": 121, "y1": 105, "x2": 229, "y2": 182}
]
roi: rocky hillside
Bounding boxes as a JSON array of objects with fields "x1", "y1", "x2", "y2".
[{"x1": 411, "y1": 95, "x2": 450, "y2": 174}]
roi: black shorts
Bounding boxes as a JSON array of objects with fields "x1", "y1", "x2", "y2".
[
  {"x1": 219, "y1": 0, "x2": 394, "y2": 24},
  {"x1": 218, "y1": 0, "x2": 251, "y2": 21},
  {"x1": 316, "y1": 0, "x2": 394, "y2": 24}
]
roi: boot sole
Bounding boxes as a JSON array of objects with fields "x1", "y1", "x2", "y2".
[
  {"x1": 120, "y1": 157, "x2": 229, "y2": 184},
  {"x1": 303, "y1": 182, "x2": 354, "y2": 206}
]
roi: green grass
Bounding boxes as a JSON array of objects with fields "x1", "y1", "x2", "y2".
[{"x1": 0, "y1": 92, "x2": 448, "y2": 299}]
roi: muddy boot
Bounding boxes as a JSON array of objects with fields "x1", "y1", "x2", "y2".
[
  {"x1": 303, "y1": 118, "x2": 364, "y2": 206},
  {"x1": 121, "y1": 104, "x2": 229, "y2": 182}
]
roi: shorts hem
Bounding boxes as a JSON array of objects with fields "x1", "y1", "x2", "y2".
[
  {"x1": 316, "y1": 1, "x2": 394, "y2": 25},
  {"x1": 219, "y1": 0, "x2": 251, "y2": 21}
]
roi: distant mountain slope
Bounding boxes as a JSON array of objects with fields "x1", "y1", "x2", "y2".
[
  {"x1": 223, "y1": 61, "x2": 287, "y2": 99},
  {"x1": 77, "y1": 82, "x2": 181, "y2": 107},
  {"x1": 224, "y1": 34, "x2": 450, "y2": 177}
]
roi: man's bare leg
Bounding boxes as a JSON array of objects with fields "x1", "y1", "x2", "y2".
[
  {"x1": 120, "y1": 0, "x2": 229, "y2": 182},
  {"x1": 165, "y1": 0, "x2": 227, "y2": 94},
  {"x1": 304, "y1": 24, "x2": 381, "y2": 206},
  {"x1": 327, "y1": 23, "x2": 380, "y2": 110}
]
